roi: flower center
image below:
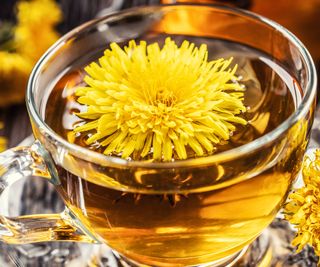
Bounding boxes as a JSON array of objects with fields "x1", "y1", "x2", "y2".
[{"x1": 155, "y1": 88, "x2": 176, "y2": 106}]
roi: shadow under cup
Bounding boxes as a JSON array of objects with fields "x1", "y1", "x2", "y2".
[{"x1": 25, "y1": 4, "x2": 316, "y2": 267}]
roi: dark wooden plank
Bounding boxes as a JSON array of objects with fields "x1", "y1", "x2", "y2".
[{"x1": 2, "y1": 104, "x2": 32, "y2": 148}]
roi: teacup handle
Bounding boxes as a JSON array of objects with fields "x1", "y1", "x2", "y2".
[{"x1": 0, "y1": 141, "x2": 98, "y2": 244}]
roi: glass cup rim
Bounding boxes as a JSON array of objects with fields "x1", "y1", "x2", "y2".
[{"x1": 27, "y1": 3, "x2": 317, "y2": 169}]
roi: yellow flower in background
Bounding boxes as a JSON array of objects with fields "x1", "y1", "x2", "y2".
[
  {"x1": 0, "y1": 122, "x2": 6, "y2": 152},
  {"x1": 0, "y1": 0, "x2": 61, "y2": 141},
  {"x1": 15, "y1": 0, "x2": 62, "y2": 62},
  {"x1": 0, "y1": 52, "x2": 32, "y2": 106},
  {"x1": 0, "y1": 138, "x2": 6, "y2": 152},
  {"x1": 0, "y1": 53, "x2": 22, "y2": 145},
  {"x1": 0, "y1": 0, "x2": 61, "y2": 107},
  {"x1": 285, "y1": 149, "x2": 320, "y2": 259},
  {"x1": 74, "y1": 38, "x2": 247, "y2": 161},
  {"x1": 0, "y1": 52, "x2": 32, "y2": 76},
  {"x1": 16, "y1": 0, "x2": 61, "y2": 26}
]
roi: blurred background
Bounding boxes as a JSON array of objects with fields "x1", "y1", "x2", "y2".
[{"x1": 0, "y1": 0, "x2": 319, "y2": 266}]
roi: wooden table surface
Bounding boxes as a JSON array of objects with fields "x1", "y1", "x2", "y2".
[{"x1": 1, "y1": 105, "x2": 31, "y2": 148}]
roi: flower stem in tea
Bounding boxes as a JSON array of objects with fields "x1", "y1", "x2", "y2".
[{"x1": 73, "y1": 37, "x2": 247, "y2": 161}]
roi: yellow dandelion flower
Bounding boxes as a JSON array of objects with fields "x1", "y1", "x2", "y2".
[
  {"x1": 15, "y1": 0, "x2": 62, "y2": 62},
  {"x1": 0, "y1": 52, "x2": 32, "y2": 106},
  {"x1": 0, "y1": 122, "x2": 6, "y2": 152},
  {"x1": 284, "y1": 149, "x2": 320, "y2": 258},
  {"x1": 16, "y1": 0, "x2": 61, "y2": 26},
  {"x1": 0, "y1": 138, "x2": 6, "y2": 152},
  {"x1": 0, "y1": 0, "x2": 61, "y2": 107},
  {"x1": 74, "y1": 38, "x2": 247, "y2": 161}
]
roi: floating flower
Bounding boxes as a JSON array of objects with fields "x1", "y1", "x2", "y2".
[
  {"x1": 284, "y1": 149, "x2": 320, "y2": 259},
  {"x1": 74, "y1": 38, "x2": 247, "y2": 161}
]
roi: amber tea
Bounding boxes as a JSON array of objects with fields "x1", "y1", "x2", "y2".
[{"x1": 45, "y1": 37, "x2": 302, "y2": 266}]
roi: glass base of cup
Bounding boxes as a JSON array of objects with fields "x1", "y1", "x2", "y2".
[
  {"x1": 90, "y1": 216, "x2": 320, "y2": 267},
  {"x1": 114, "y1": 247, "x2": 254, "y2": 267},
  {"x1": 89, "y1": 230, "x2": 273, "y2": 267}
]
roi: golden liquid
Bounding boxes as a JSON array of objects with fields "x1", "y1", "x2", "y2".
[
  {"x1": 56, "y1": 168, "x2": 292, "y2": 266},
  {"x1": 45, "y1": 39, "x2": 303, "y2": 266}
]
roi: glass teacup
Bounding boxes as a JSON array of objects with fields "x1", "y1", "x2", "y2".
[{"x1": 0, "y1": 4, "x2": 317, "y2": 267}]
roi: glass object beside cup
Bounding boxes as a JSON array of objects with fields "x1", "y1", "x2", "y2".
[{"x1": 0, "y1": 4, "x2": 317, "y2": 267}]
